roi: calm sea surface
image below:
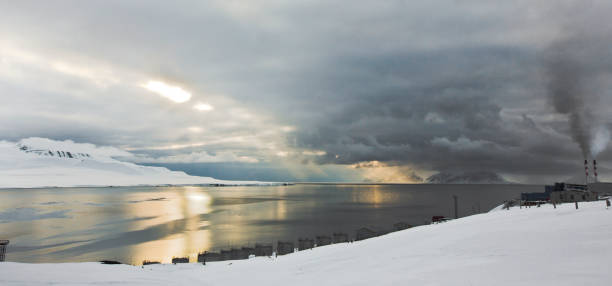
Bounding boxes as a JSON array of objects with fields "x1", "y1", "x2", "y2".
[{"x1": 0, "y1": 184, "x2": 541, "y2": 264}]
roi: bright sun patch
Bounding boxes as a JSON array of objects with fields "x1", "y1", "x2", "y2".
[
  {"x1": 194, "y1": 103, "x2": 214, "y2": 111},
  {"x1": 143, "y1": 81, "x2": 192, "y2": 103}
]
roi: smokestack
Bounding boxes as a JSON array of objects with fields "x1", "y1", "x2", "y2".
[
  {"x1": 584, "y1": 159, "x2": 589, "y2": 184},
  {"x1": 593, "y1": 160, "x2": 598, "y2": 182}
]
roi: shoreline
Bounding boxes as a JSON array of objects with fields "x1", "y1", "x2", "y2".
[
  {"x1": 0, "y1": 182, "x2": 288, "y2": 190},
  {"x1": 2, "y1": 200, "x2": 610, "y2": 285},
  {"x1": 1, "y1": 182, "x2": 551, "y2": 190}
]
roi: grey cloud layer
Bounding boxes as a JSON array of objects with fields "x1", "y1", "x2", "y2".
[{"x1": 1, "y1": 1, "x2": 612, "y2": 182}]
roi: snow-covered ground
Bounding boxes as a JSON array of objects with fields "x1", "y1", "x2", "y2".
[
  {"x1": 0, "y1": 138, "x2": 276, "y2": 188},
  {"x1": 1, "y1": 200, "x2": 611, "y2": 285}
]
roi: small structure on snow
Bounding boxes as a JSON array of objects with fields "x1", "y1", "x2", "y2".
[
  {"x1": 298, "y1": 238, "x2": 315, "y2": 250},
  {"x1": 277, "y1": 241, "x2": 295, "y2": 255},
  {"x1": 332, "y1": 233, "x2": 349, "y2": 243},
  {"x1": 393, "y1": 222, "x2": 412, "y2": 231},
  {"x1": 230, "y1": 248, "x2": 250, "y2": 260},
  {"x1": 431, "y1": 216, "x2": 451, "y2": 223},
  {"x1": 220, "y1": 250, "x2": 232, "y2": 260},
  {"x1": 316, "y1": 235, "x2": 332, "y2": 246},
  {"x1": 198, "y1": 251, "x2": 222, "y2": 263},
  {"x1": 356, "y1": 227, "x2": 384, "y2": 241},
  {"x1": 172, "y1": 257, "x2": 189, "y2": 264},
  {"x1": 0, "y1": 240, "x2": 8, "y2": 262},
  {"x1": 254, "y1": 243, "x2": 273, "y2": 256}
]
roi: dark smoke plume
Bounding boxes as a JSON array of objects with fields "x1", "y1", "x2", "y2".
[
  {"x1": 547, "y1": 42, "x2": 591, "y2": 157},
  {"x1": 546, "y1": 36, "x2": 611, "y2": 158}
]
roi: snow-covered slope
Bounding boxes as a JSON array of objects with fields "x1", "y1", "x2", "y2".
[
  {"x1": 0, "y1": 138, "x2": 274, "y2": 188},
  {"x1": 1, "y1": 200, "x2": 610, "y2": 285},
  {"x1": 426, "y1": 171, "x2": 510, "y2": 184}
]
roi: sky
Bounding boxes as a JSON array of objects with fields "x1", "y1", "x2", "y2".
[{"x1": 1, "y1": 0, "x2": 612, "y2": 183}]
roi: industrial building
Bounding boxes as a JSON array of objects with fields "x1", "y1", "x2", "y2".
[
  {"x1": 521, "y1": 182, "x2": 598, "y2": 204},
  {"x1": 549, "y1": 187, "x2": 598, "y2": 204}
]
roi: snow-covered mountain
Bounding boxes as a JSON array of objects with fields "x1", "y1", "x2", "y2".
[
  {"x1": 0, "y1": 138, "x2": 274, "y2": 188},
  {"x1": 18, "y1": 144, "x2": 92, "y2": 159},
  {"x1": 426, "y1": 171, "x2": 510, "y2": 184}
]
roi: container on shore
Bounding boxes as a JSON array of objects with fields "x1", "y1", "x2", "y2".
[
  {"x1": 298, "y1": 238, "x2": 315, "y2": 250},
  {"x1": 0, "y1": 240, "x2": 9, "y2": 262},
  {"x1": 254, "y1": 243, "x2": 273, "y2": 256},
  {"x1": 198, "y1": 251, "x2": 222, "y2": 263},
  {"x1": 171, "y1": 257, "x2": 189, "y2": 264},
  {"x1": 316, "y1": 235, "x2": 332, "y2": 246},
  {"x1": 277, "y1": 241, "x2": 295, "y2": 255},
  {"x1": 332, "y1": 233, "x2": 349, "y2": 243}
]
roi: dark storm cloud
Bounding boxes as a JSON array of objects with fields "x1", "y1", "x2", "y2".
[
  {"x1": 277, "y1": 2, "x2": 612, "y2": 182},
  {"x1": 286, "y1": 47, "x2": 540, "y2": 168},
  {"x1": 1, "y1": 1, "x2": 612, "y2": 182}
]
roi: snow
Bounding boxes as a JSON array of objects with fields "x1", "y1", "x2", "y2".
[
  {"x1": 0, "y1": 138, "x2": 277, "y2": 188},
  {"x1": 1, "y1": 200, "x2": 611, "y2": 285},
  {"x1": 488, "y1": 203, "x2": 506, "y2": 212}
]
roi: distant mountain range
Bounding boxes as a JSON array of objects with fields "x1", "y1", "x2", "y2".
[{"x1": 426, "y1": 171, "x2": 511, "y2": 184}]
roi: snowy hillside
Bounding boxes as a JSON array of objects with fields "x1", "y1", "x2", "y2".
[
  {"x1": 0, "y1": 138, "x2": 273, "y2": 188},
  {"x1": 1, "y1": 200, "x2": 610, "y2": 285},
  {"x1": 426, "y1": 171, "x2": 510, "y2": 184}
]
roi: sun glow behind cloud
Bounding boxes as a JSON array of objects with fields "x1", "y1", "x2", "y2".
[
  {"x1": 194, "y1": 103, "x2": 214, "y2": 111},
  {"x1": 143, "y1": 81, "x2": 192, "y2": 103},
  {"x1": 350, "y1": 161, "x2": 424, "y2": 183}
]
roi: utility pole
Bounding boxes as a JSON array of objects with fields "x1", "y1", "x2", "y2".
[{"x1": 453, "y1": 195, "x2": 458, "y2": 219}]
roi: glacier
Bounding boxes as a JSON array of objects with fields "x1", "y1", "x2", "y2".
[{"x1": 0, "y1": 138, "x2": 276, "y2": 188}]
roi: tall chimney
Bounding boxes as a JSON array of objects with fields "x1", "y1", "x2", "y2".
[
  {"x1": 593, "y1": 160, "x2": 598, "y2": 182},
  {"x1": 584, "y1": 159, "x2": 589, "y2": 184}
]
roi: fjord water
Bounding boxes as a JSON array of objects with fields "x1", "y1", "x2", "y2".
[{"x1": 0, "y1": 184, "x2": 540, "y2": 264}]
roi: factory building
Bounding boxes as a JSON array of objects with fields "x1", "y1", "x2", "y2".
[
  {"x1": 549, "y1": 186, "x2": 598, "y2": 204},
  {"x1": 521, "y1": 182, "x2": 598, "y2": 204}
]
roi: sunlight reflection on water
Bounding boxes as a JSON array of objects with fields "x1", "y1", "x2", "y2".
[{"x1": 0, "y1": 184, "x2": 538, "y2": 264}]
